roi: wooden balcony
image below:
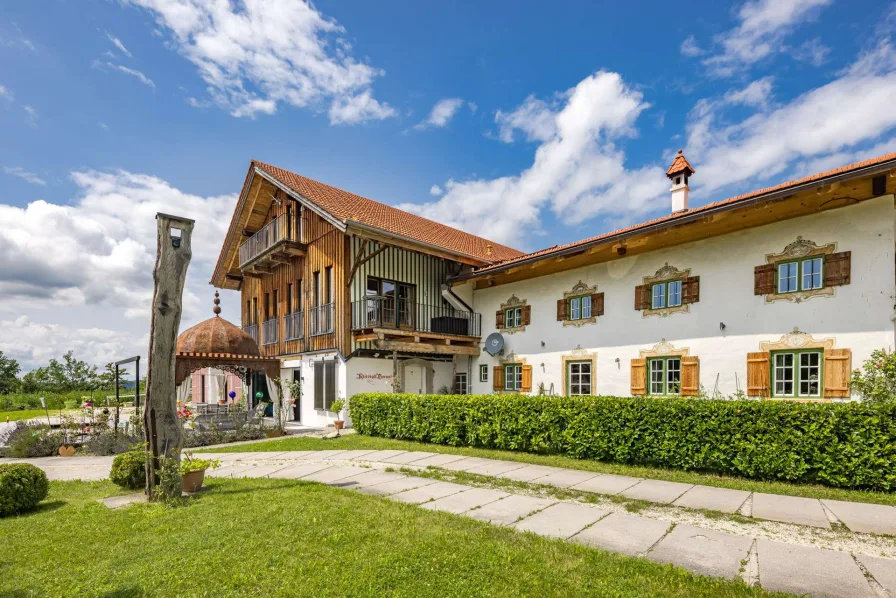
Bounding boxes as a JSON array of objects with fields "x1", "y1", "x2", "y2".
[{"x1": 239, "y1": 214, "x2": 305, "y2": 273}]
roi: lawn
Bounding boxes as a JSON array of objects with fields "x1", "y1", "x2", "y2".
[
  {"x1": 200, "y1": 434, "x2": 896, "y2": 507},
  {"x1": 0, "y1": 480, "x2": 777, "y2": 598},
  {"x1": 1, "y1": 408, "x2": 57, "y2": 422}
]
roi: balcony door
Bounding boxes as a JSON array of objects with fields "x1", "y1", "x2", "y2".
[{"x1": 366, "y1": 277, "x2": 415, "y2": 329}]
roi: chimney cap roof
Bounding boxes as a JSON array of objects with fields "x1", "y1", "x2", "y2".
[{"x1": 666, "y1": 149, "x2": 695, "y2": 178}]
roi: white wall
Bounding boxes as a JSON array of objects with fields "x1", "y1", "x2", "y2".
[
  {"x1": 468, "y1": 197, "x2": 896, "y2": 399},
  {"x1": 280, "y1": 352, "x2": 348, "y2": 427}
]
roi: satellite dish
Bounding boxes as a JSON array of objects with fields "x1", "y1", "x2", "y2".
[{"x1": 484, "y1": 332, "x2": 505, "y2": 356}]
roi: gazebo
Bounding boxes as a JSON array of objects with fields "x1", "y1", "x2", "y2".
[{"x1": 174, "y1": 292, "x2": 281, "y2": 408}]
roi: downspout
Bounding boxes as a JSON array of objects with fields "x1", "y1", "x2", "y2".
[{"x1": 441, "y1": 283, "x2": 473, "y2": 312}]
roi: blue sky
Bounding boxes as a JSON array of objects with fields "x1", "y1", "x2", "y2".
[{"x1": 1, "y1": 0, "x2": 895, "y2": 369}]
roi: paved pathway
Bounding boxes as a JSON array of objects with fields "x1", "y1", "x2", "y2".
[{"x1": 4, "y1": 449, "x2": 895, "y2": 597}]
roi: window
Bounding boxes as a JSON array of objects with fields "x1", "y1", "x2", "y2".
[
  {"x1": 455, "y1": 373, "x2": 468, "y2": 395},
  {"x1": 772, "y1": 350, "x2": 822, "y2": 397},
  {"x1": 504, "y1": 364, "x2": 523, "y2": 391},
  {"x1": 648, "y1": 357, "x2": 681, "y2": 395},
  {"x1": 505, "y1": 306, "x2": 522, "y2": 328},
  {"x1": 777, "y1": 257, "x2": 823, "y2": 294},
  {"x1": 651, "y1": 281, "x2": 682, "y2": 309},
  {"x1": 479, "y1": 364, "x2": 488, "y2": 382},
  {"x1": 569, "y1": 295, "x2": 592, "y2": 321},
  {"x1": 324, "y1": 266, "x2": 333, "y2": 304},
  {"x1": 264, "y1": 292, "x2": 271, "y2": 320},
  {"x1": 286, "y1": 284, "x2": 292, "y2": 315},
  {"x1": 567, "y1": 361, "x2": 592, "y2": 396},
  {"x1": 313, "y1": 271, "x2": 321, "y2": 306},
  {"x1": 313, "y1": 360, "x2": 337, "y2": 410},
  {"x1": 272, "y1": 289, "x2": 278, "y2": 317}
]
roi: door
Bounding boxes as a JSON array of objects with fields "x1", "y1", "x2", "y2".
[
  {"x1": 405, "y1": 365, "x2": 424, "y2": 394},
  {"x1": 291, "y1": 369, "x2": 301, "y2": 422}
]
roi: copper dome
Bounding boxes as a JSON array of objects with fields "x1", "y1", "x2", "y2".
[{"x1": 176, "y1": 292, "x2": 260, "y2": 356}]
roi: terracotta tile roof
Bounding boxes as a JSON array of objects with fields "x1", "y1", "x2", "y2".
[
  {"x1": 252, "y1": 160, "x2": 523, "y2": 263},
  {"x1": 666, "y1": 150, "x2": 695, "y2": 177},
  {"x1": 470, "y1": 150, "x2": 896, "y2": 277}
]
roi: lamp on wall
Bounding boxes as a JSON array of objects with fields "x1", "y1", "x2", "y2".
[
  {"x1": 720, "y1": 322, "x2": 727, "y2": 331},
  {"x1": 169, "y1": 227, "x2": 182, "y2": 248},
  {"x1": 615, "y1": 357, "x2": 620, "y2": 369},
  {"x1": 541, "y1": 341, "x2": 545, "y2": 347}
]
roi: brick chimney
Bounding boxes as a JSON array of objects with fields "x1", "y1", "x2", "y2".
[{"x1": 666, "y1": 150, "x2": 695, "y2": 213}]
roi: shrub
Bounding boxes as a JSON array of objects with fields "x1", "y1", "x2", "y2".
[
  {"x1": 851, "y1": 349, "x2": 896, "y2": 404},
  {"x1": 110, "y1": 448, "x2": 147, "y2": 490},
  {"x1": 0, "y1": 423, "x2": 65, "y2": 458},
  {"x1": 350, "y1": 393, "x2": 896, "y2": 491},
  {"x1": 82, "y1": 430, "x2": 141, "y2": 456},
  {"x1": 0, "y1": 463, "x2": 50, "y2": 517}
]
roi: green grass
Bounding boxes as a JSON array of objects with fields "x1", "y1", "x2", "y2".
[
  {"x1": 0, "y1": 480, "x2": 779, "y2": 598},
  {"x1": 200, "y1": 434, "x2": 896, "y2": 507},
  {"x1": 0, "y1": 408, "x2": 81, "y2": 422}
]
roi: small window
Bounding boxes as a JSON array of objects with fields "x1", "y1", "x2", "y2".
[
  {"x1": 651, "y1": 281, "x2": 682, "y2": 309},
  {"x1": 772, "y1": 350, "x2": 822, "y2": 398},
  {"x1": 504, "y1": 364, "x2": 522, "y2": 391},
  {"x1": 777, "y1": 257, "x2": 823, "y2": 294},
  {"x1": 651, "y1": 284, "x2": 665, "y2": 309},
  {"x1": 504, "y1": 306, "x2": 522, "y2": 328},
  {"x1": 479, "y1": 364, "x2": 488, "y2": 382},
  {"x1": 569, "y1": 295, "x2": 592, "y2": 321},
  {"x1": 567, "y1": 361, "x2": 592, "y2": 396},
  {"x1": 647, "y1": 357, "x2": 681, "y2": 396},
  {"x1": 455, "y1": 373, "x2": 468, "y2": 395}
]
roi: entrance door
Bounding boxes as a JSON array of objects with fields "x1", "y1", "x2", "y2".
[
  {"x1": 291, "y1": 370, "x2": 301, "y2": 422},
  {"x1": 405, "y1": 364, "x2": 424, "y2": 394}
]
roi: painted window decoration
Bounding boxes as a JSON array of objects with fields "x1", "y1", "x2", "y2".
[
  {"x1": 479, "y1": 364, "x2": 488, "y2": 382},
  {"x1": 776, "y1": 257, "x2": 823, "y2": 294},
  {"x1": 569, "y1": 295, "x2": 592, "y2": 321},
  {"x1": 754, "y1": 237, "x2": 850, "y2": 301},
  {"x1": 497, "y1": 296, "x2": 530, "y2": 332},
  {"x1": 635, "y1": 264, "x2": 698, "y2": 315},
  {"x1": 567, "y1": 361, "x2": 592, "y2": 396},
  {"x1": 505, "y1": 306, "x2": 523, "y2": 328},
  {"x1": 648, "y1": 357, "x2": 681, "y2": 396},
  {"x1": 455, "y1": 372, "x2": 468, "y2": 395},
  {"x1": 651, "y1": 281, "x2": 682, "y2": 309},
  {"x1": 772, "y1": 350, "x2": 822, "y2": 398},
  {"x1": 504, "y1": 364, "x2": 523, "y2": 392}
]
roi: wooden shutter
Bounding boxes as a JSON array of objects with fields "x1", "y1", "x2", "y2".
[
  {"x1": 592, "y1": 292, "x2": 605, "y2": 316},
  {"x1": 746, "y1": 352, "x2": 770, "y2": 397},
  {"x1": 634, "y1": 284, "x2": 650, "y2": 310},
  {"x1": 682, "y1": 276, "x2": 700, "y2": 304},
  {"x1": 521, "y1": 365, "x2": 533, "y2": 393},
  {"x1": 823, "y1": 349, "x2": 852, "y2": 398},
  {"x1": 556, "y1": 298, "x2": 569, "y2": 321},
  {"x1": 824, "y1": 251, "x2": 851, "y2": 287},
  {"x1": 754, "y1": 264, "x2": 775, "y2": 295},
  {"x1": 493, "y1": 366, "x2": 504, "y2": 391},
  {"x1": 522, "y1": 304, "x2": 532, "y2": 325},
  {"x1": 680, "y1": 356, "x2": 700, "y2": 396},
  {"x1": 313, "y1": 361, "x2": 324, "y2": 409},
  {"x1": 495, "y1": 310, "x2": 504, "y2": 329},
  {"x1": 631, "y1": 358, "x2": 647, "y2": 396}
]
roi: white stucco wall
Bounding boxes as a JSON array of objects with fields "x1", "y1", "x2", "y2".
[
  {"x1": 467, "y1": 196, "x2": 896, "y2": 399},
  {"x1": 280, "y1": 352, "x2": 349, "y2": 427}
]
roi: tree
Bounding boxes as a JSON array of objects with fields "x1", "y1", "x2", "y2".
[
  {"x1": 851, "y1": 349, "x2": 896, "y2": 404},
  {"x1": 0, "y1": 351, "x2": 20, "y2": 394},
  {"x1": 17, "y1": 351, "x2": 100, "y2": 393}
]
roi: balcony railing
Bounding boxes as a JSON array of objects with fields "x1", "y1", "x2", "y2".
[
  {"x1": 351, "y1": 298, "x2": 481, "y2": 337},
  {"x1": 285, "y1": 311, "x2": 303, "y2": 341},
  {"x1": 239, "y1": 214, "x2": 300, "y2": 268},
  {"x1": 262, "y1": 318, "x2": 279, "y2": 345},
  {"x1": 310, "y1": 303, "x2": 335, "y2": 336},
  {"x1": 243, "y1": 324, "x2": 258, "y2": 345}
]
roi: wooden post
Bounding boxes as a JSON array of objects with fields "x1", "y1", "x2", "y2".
[
  {"x1": 392, "y1": 350, "x2": 398, "y2": 393},
  {"x1": 144, "y1": 213, "x2": 194, "y2": 498},
  {"x1": 450, "y1": 355, "x2": 457, "y2": 394}
]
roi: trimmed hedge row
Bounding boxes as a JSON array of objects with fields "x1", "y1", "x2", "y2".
[{"x1": 350, "y1": 393, "x2": 896, "y2": 491}]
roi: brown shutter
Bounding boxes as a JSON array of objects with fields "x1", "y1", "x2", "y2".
[
  {"x1": 634, "y1": 284, "x2": 650, "y2": 310},
  {"x1": 631, "y1": 358, "x2": 647, "y2": 396},
  {"x1": 681, "y1": 356, "x2": 700, "y2": 396},
  {"x1": 747, "y1": 352, "x2": 770, "y2": 397},
  {"x1": 521, "y1": 365, "x2": 533, "y2": 393},
  {"x1": 556, "y1": 298, "x2": 569, "y2": 321},
  {"x1": 495, "y1": 310, "x2": 504, "y2": 329},
  {"x1": 824, "y1": 251, "x2": 851, "y2": 287},
  {"x1": 592, "y1": 292, "x2": 605, "y2": 316},
  {"x1": 754, "y1": 264, "x2": 775, "y2": 295},
  {"x1": 522, "y1": 304, "x2": 531, "y2": 325},
  {"x1": 682, "y1": 276, "x2": 700, "y2": 304},
  {"x1": 823, "y1": 349, "x2": 852, "y2": 398},
  {"x1": 493, "y1": 366, "x2": 504, "y2": 391}
]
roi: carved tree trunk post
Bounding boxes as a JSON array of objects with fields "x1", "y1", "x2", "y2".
[{"x1": 144, "y1": 213, "x2": 194, "y2": 498}]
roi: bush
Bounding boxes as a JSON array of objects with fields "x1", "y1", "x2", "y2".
[
  {"x1": 82, "y1": 430, "x2": 142, "y2": 456},
  {"x1": 851, "y1": 349, "x2": 896, "y2": 404},
  {"x1": 0, "y1": 463, "x2": 50, "y2": 517},
  {"x1": 350, "y1": 393, "x2": 896, "y2": 491},
  {"x1": 110, "y1": 449, "x2": 147, "y2": 490},
  {"x1": 0, "y1": 423, "x2": 65, "y2": 458}
]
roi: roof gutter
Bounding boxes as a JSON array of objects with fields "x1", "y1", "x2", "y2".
[{"x1": 451, "y1": 158, "x2": 896, "y2": 283}]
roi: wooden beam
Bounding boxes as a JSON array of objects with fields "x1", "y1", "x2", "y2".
[
  {"x1": 346, "y1": 238, "x2": 369, "y2": 287},
  {"x1": 225, "y1": 274, "x2": 244, "y2": 282},
  {"x1": 370, "y1": 328, "x2": 480, "y2": 342},
  {"x1": 269, "y1": 253, "x2": 292, "y2": 265},
  {"x1": 252, "y1": 265, "x2": 273, "y2": 274},
  {"x1": 242, "y1": 271, "x2": 264, "y2": 279},
  {"x1": 374, "y1": 339, "x2": 480, "y2": 356}
]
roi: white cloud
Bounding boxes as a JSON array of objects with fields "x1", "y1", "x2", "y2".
[
  {"x1": 23, "y1": 105, "x2": 37, "y2": 126},
  {"x1": 723, "y1": 76, "x2": 774, "y2": 108},
  {"x1": 700, "y1": 0, "x2": 832, "y2": 76},
  {"x1": 792, "y1": 37, "x2": 830, "y2": 66},
  {"x1": 126, "y1": 0, "x2": 395, "y2": 124},
  {"x1": 105, "y1": 32, "x2": 133, "y2": 58},
  {"x1": 0, "y1": 84, "x2": 12, "y2": 102},
  {"x1": 495, "y1": 94, "x2": 562, "y2": 143},
  {"x1": 3, "y1": 166, "x2": 46, "y2": 186},
  {"x1": 429, "y1": 184, "x2": 443, "y2": 196},
  {"x1": 680, "y1": 35, "x2": 704, "y2": 57},
  {"x1": 415, "y1": 98, "x2": 464, "y2": 130},
  {"x1": 399, "y1": 72, "x2": 669, "y2": 248},
  {"x1": 99, "y1": 122, "x2": 109, "y2": 130},
  {"x1": 95, "y1": 61, "x2": 156, "y2": 89}
]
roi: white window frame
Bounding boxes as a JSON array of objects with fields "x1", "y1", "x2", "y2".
[
  {"x1": 772, "y1": 350, "x2": 823, "y2": 398},
  {"x1": 567, "y1": 361, "x2": 592, "y2": 396},
  {"x1": 505, "y1": 306, "x2": 522, "y2": 328},
  {"x1": 647, "y1": 357, "x2": 681, "y2": 396},
  {"x1": 504, "y1": 364, "x2": 522, "y2": 391},
  {"x1": 569, "y1": 295, "x2": 592, "y2": 321},
  {"x1": 455, "y1": 372, "x2": 468, "y2": 395},
  {"x1": 651, "y1": 281, "x2": 682, "y2": 309},
  {"x1": 479, "y1": 364, "x2": 488, "y2": 382}
]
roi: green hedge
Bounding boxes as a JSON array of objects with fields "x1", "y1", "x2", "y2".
[
  {"x1": 0, "y1": 463, "x2": 50, "y2": 517},
  {"x1": 350, "y1": 393, "x2": 896, "y2": 491}
]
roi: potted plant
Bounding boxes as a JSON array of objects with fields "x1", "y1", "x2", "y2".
[
  {"x1": 330, "y1": 399, "x2": 346, "y2": 433},
  {"x1": 180, "y1": 452, "x2": 221, "y2": 492}
]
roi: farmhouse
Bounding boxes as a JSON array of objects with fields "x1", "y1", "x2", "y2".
[{"x1": 211, "y1": 151, "x2": 896, "y2": 426}]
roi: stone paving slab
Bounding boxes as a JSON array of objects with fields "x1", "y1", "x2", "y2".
[
  {"x1": 232, "y1": 464, "x2": 293, "y2": 478},
  {"x1": 206, "y1": 464, "x2": 258, "y2": 478},
  {"x1": 339, "y1": 470, "x2": 408, "y2": 490},
  {"x1": 462, "y1": 460, "x2": 529, "y2": 477},
  {"x1": 302, "y1": 449, "x2": 349, "y2": 460},
  {"x1": 353, "y1": 450, "x2": 407, "y2": 462},
  {"x1": 356, "y1": 476, "x2": 436, "y2": 497},
  {"x1": 494, "y1": 464, "x2": 563, "y2": 482},
  {"x1": 251, "y1": 451, "x2": 291, "y2": 460},
  {"x1": 756, "y1": 539, "x2": 874, "y2": 598},
  {"x1": 390, "y1": 480, "x2": 469, "y2": 504},
  {"x1": 408, "y1": 453, "x2": 469, "y2": 468},
  {"x1": 420, "y1": 488, "x2": 510, "y2": 514},
  {"x1": 530, "y1": 469, "x2": 600, "y2": 489},
  {"x1": 265, "y1": 463, "x2": 333, "y2": 479},
  {"x1": 570, "y1": 473, "x2": 642, "y2": 496},
  {"x1": 820, "y1": 499, "x2": 896, "y2": 535},
  {"x1": 44, "y1": 467, "x2": 109, "y2": 481},
  {"x1": 464, "y1": 495, "x2": 557, "y2": 526},
  {"x1": 378, "y1": 451, "x2": 436, "y2": 465},
  {"x1": 215, "y1": 452, "x2": 266, "y2": 462},
  {"x1": 437, "y1": 457, "x2": 497, "y2": 472},
  {"x1": 648, "y1": 524, "x2": 753, "y2": 579},
  {"x1": 752, "y1": 493, "x2": 830, "y2": 528},
  {"x1": 512, "y1": 502, "x2": 608, "y2": 539},
  {"x1": 672, "y1": 485, "x2": 751, "y2": 514},
  {"x1": 300, "y1": 466, "x2": 373, "y2": 484},
  {"x1": 858, "y1": 555, "x2": 896, "y2": 594},
  {"x1": 620, "y1": 479, "x2": 694, "y2": 504},
  {"x1": 570, "y1": 511, "x2": 670, "y2": 556},
  {"x1": 345, "y1": 450, "x2": 383, "y2": 461}
]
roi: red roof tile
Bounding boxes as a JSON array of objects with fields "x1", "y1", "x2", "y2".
[{"x1": 666, "y1": 150, "x2": 695, "y2": 177}]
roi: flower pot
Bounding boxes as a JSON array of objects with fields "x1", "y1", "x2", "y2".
[
  {"x1": 182, "y1": 469, "x2": 207, "y2": 493},
  {"x1": 264, "y1": 430, "x2": 284, "y2": 438},
  {"x1": 334, "y1": 420, "x2": 345, "y2": 430}
]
